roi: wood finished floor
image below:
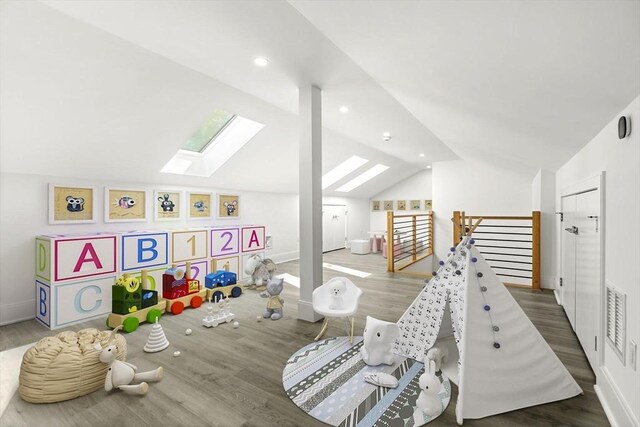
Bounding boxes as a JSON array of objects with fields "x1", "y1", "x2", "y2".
[{"x1": 0, "y1": 250, "x2": 608, "y2": 427}]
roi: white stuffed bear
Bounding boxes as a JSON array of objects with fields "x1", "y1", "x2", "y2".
[
  {"x1": 360, "y1": 316, "x2": 399, "y2": 366},
  {"x1": 328, "y1": 279, "x2": 346, "y2": 310}
]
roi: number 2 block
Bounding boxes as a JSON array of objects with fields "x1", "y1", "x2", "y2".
[
  {"x1": 211, "y1": 227, "x2": 240, "y2": 257},
  {"x1": 171, "y1": 230, "x2": 208, "y2": 263}
]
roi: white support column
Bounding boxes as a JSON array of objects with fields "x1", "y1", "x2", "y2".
[{"x1": 298, "y1": 85, "x2": 324, "y2": 322}]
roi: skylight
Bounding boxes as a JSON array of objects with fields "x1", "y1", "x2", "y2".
[
  {"x1": 182, "y1": 110, "x2": 236, "y2": 153},
  {"x1": 335, "y1": 164, "x2": 389, "y2": 192},
  {"x1": 161, "y1": 113, "x2": 264, "y2": 177},
  {"x1": 322, "y1": 156, "x2": 369, "y2": 190}
]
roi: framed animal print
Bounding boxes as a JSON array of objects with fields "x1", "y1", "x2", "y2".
[
  {"x1": 217, "y1": 194, "x2": 240, "y2": 219},
  {"x1": 425, "y1": 199, "x2": 433, "y2": 211},
  {"x1": 397, "y1": 200, "x2": 407, "y2": 210},
  {"x1": 371, "y1": 201, "x2": 381, "y2": 212},
  {"x1": 383, "y1": 200, "x2": 393, "y2": 211},
  {"x1": 410, "y1": 200, "x2": 421, "y2": 210},
  {"x1": 105, "y1": 188, "x2": 148, "y2": 222},
  {"x1": 48, "y1": 184, "x2": 97, "y2": 224},
  {"x1": 188, "y1": 192, "x2": 213, "y2": 220},
  {"x1": 154, "y1": 190, "x2": 182, "y2": 221}
]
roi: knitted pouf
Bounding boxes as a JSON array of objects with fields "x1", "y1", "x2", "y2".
[{"x1": 19, "y1": 328, "x2": 127, "y2": 403}]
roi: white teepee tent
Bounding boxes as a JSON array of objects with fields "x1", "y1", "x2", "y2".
[{"x1": 394, "y1": 236, "x2": 582, "y2": 424}]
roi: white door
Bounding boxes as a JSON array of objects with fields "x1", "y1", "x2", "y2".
[
  {"x1": 561, "y1": 195, "x2": 577, "y2": 330},
  {"x1": 575, "y1": 189, "x2": 600, "y2": 370},
  {"x1": 322, "y1": 205, "x2": 346, "y2": 252}
]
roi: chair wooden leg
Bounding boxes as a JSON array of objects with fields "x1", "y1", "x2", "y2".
[
  {"x1": 350, "y1": 317, "x2": 355, "y2": 344},
  {"x1": 315, "y1": 317, "x2": 329, "y2": 341}
]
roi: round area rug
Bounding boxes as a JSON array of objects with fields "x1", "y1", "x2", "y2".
[{"x1": 283, "y1": 336, "x2": 450, "y2": 427}]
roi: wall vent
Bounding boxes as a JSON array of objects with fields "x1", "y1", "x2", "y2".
[{"x1": 605, "y1": 282, "x2": 626, "y2": 365}]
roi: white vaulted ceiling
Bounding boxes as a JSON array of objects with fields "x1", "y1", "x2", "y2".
[{"x1": 1, "y1": 0, "x2": 638, "y2": 196}]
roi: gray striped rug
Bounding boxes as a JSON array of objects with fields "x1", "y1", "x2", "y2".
[{"x1": 283, "y1": 336, "x2": 451, "y2": 427}]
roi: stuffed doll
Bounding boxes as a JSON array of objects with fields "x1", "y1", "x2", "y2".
[
  {"x1": 260, "y1": 278, "x2": 284, "y2": 320},
  {"x1": 328, "y1": 279, "x2": 346, "y2": 310}
]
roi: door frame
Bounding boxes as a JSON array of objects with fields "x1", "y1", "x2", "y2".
[
  {"x1": 558, "y1": 171, "x2": 605, "y2": 372},
  {"x1": 322, "y1": 204, "x2": 348, "y2": 252}
]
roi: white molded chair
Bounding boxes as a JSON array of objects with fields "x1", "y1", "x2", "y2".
[{"x1": 312, "y1": 277, "x2": 363, "y2": 343}]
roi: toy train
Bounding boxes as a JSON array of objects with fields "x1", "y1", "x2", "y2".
[{"x1": 106, "y1": 263, "x2": 241, "y2": 333}]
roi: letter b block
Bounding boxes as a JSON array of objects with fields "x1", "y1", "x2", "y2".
[{"x1": 120, "y1": 232, "x2": 168, "y2": 271}]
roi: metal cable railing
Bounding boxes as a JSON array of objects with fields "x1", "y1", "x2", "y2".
[{"x1": 387, "y1": 211, "x2": 433, "y2": 273}]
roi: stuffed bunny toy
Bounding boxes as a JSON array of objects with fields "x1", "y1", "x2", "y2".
[
  {"x1": 94, "y1": 326, "x2": 163, "y2": 395},
  {"x1": 415, "y1": 359, "x2": 442, "y2": 416}
]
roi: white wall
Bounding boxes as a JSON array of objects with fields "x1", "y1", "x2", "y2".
[
  {"x1": 532, "y1": 169, "x2": 557, "y2": 289},
  {"x1": 323, "y1": 196, "x2": 370, "y2": 246},
  {"x1": 369, "y1": 169, "x2": 433, "y2": 231},
  {"x1": 556, "y1": 96, "x2": 640, "y2": 426},
  {"x1": 0, "y1": 172, "x2": 300, "y2": 325},
  {"x1": 431, "y1": 160, "x2": 533, "y2": 261}
]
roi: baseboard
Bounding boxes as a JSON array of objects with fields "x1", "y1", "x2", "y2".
[
  {"x1": 595, "y1": 366, "x2": 639, "y2": 427},
  {"x1": 553, "y1": 289, "x2": 562, "y2": 305},
  {"x1": 270, "y1": 250, "x2": 299, "y2": 264},
  {"x1": 297, "y1": 300, "x2": 323, "y2": 323},
  {"x1": 0, "y1": 300, "x2": 35, "y2": 326}
]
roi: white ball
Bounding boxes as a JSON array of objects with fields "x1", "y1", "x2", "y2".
[
  {"x1": 185, "y1": 328, "x2": 192, "y2": 336},
  {"x1": 256, "y1": 316, "x2": 262, "y2": 322},
  {"x1": 233, "y1": 321, "x2": 240, "y2": 328},
  {"x1": 173, "y1": 351, "x2": 181, "y2": 357}
]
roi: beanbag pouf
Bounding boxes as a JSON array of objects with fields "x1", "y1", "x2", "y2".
[{"x1": 19, "y1": 328, "x2": 127, "y2": 403}]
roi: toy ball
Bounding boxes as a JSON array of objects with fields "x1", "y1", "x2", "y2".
[
  {"x1": 450, "y1": 247, "x2": 455, "y2": 252},
  {"x1": 233, "y1": 321, "x2": 240, "y2": 329},
  {"x1": 256, "y1": 316, "x2": 262, "y2": 322},
  {"x1": 439, "y1": 260, "x2": 445, "y2": 266},
  {"x1": 173, "y1": 351, "x2": 181, "y2": 357},
  {"x1": 185, "y1": 328, "x2": 192, "y2": 335}
]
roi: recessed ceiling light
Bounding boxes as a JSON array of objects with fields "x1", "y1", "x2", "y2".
[
  {"x1": 335, "y1": 164, "x2": 389, "y2": 192},
  {"x1": 426, "y1": 165, "x2": 432, "y2": 169},
  {"x1": 339, "y1": 106, "x2": 349, "y2": 113},
  {"x1": 322, "y1": 155, "x2": 369, "y2": 189},
  {"x1": 254, "y1": 57, "x2": 269, "y2": 67},
  {"x1": 419, "y1": 153, "x2": 425, "y2": 157},
  {"x1": 382, "y1": 132, "x2": 391, "y2": 142}
]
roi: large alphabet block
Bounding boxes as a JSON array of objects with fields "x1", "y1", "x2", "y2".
[
  {"x1": 211, "y1": 256, "x2": 239, "y2": 277},
  {"x1": 36, "y1": 276, "x2": 115, "y2": 330},
  {"x1": 171, "y1": 229, "x2": 208, "y2": 263},
  {"x1": 210, "y1": 227, "x2": 240, "y2": 257},
  {"x1": 36, "y1": 234, "x2": 117, "y2": 284},
  {"x1": 120, "y1": 231, "x2": 169, "y2": 271},
  {"x1": 129, "y1": 267, "x2": 167, "y2": 298},
  {"x1": 241, "y1": 226, "x2": 265, "y2": 253},
  {"x1": 176, "y1": 260, "x2": 208, "y2": 282}
]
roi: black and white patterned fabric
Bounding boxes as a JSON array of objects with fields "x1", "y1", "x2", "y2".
[{"x1": 393, "y1": 239, "x2": 470, "y2": 362}]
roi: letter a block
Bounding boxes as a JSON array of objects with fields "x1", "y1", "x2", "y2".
[
  {"x1": 35, "y1": 234, "x2": 117, "y2": 330},
  {"x1": 120, "y1": 231, "x2": 168, "y2": 271},
  {"x1": 241, "y1": 226, "x2": 265, "y2": 253}
]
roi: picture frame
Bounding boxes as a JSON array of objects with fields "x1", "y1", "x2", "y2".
[
  {"x1": 154, "y1": 190, "x2": 182, "y2": 221},
  {"x1": 371, "y1": 200, "x2": 381, "y2": 212},
  {"x1": 105, "y1": 187, "x2": 148, "y2": 222},
  {"x1": 217, "y1": 193, "x2": 240, "y2": 219},
  {"x1": 425, "y1": 199, "x2": 433, "y2": 210},
  {"x1": 48, "y1": 184, "x2": 97, "y2": 224},
  {"x1": 410, "y1": 200, "x2": 421, "y2": 210},
  {"x1": 188, "y1": 192, "x2": 213, "y2": 220},
  {"x1": 397, "y1": 200, "x2": 407, "y2": 210},
  {"x1": 383, "y1": 200, "x2": 393, "y2": 211}
]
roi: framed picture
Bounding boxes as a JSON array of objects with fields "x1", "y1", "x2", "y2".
[
  {"x1": 217, "y1": 194, "x2": 240, "y2": 219},
  {"x1": 397, "y1": 200, "x2": 407, "y2": 210},
  {"x1": 425, "y1": 199, "x2": 433, "y2": 210},
  {"x1": 105, "y1": 188, "x2": 148, "y2": 222},
  {"x1": 154, "y1": 190, "x2": 182, "y2": 221},
  {"x1": 48, "y1": 184, "x2": 97, "y2": 224},
  {"x1": 410, "y1": 200, "x2": 421, "y2": 210},
  {"x1": 371, "y1": 201, "x2": 381, "y2": 212},
  {"x1": 188, "y1": 192, "x2": 213, "y2": 220},
  {"x1": 383, "y1": 200, "x2": 393, "y2": 211}
]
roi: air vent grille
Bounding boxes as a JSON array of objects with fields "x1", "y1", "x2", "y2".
[{"x1": 606, "y1": 282, "x2": 626, "y2": 365}]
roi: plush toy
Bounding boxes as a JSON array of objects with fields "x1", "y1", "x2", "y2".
[
  {"x1": 426, "y1": 344, "x2": 449, "y2": 372},
  {"x1": 360, "y1": 316, "x2": 399, "y2": 366},
  {"x1": 243, "y1": 255, "x2": 277, "y2": 289},
  {"x1": 328, "y1": 279, "x2": 346, "y2": 310},
  {"x1": 94, "y1": 326, "x2": 163, "y2": 395},
  {"x1": 260, "y1": 278, "x2": 284, "y2": 320},
  {"x1": 415, "y1": 359, "x2": 442, "y2": 416}
]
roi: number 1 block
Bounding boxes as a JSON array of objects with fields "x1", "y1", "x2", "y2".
[{"x1": 171, "y1": 230, "x2": 208, "y2": 263}]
